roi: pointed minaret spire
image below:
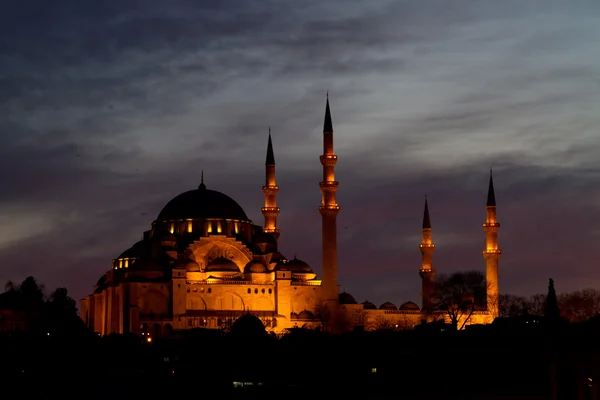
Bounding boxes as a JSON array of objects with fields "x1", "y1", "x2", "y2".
[
  {"x1": 266, "y1": 129, "x2": 275, "y2": 166},
  {"x1": 419, "y1": 195, "x2": 435, "y2": 310},
  {"x1": 319, "y1": 93, "x2": 340, "y2": 311},
  {"x1": 422, "y1": 195, "x2": 431, "y2": 229},
  {"x1": 199, "y1": 170, "x2": 206, "y2": 190},
  {"x1": 487, "y1": 169, "x2": 496, "y2": 206},
  {"x1": 262, "y1": 129, "x2": 280, "y2": 241},
  {"x1": 323, "y1": 94, "x2": 333, "y2": 134}
]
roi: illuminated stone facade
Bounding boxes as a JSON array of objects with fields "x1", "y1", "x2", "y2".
[{"x1": 80, "y1": 96, "x2": 498, "y2": 337}]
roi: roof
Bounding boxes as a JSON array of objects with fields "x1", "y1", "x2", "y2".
[{"x1": 156, "y1": 185, "x2": 250, "y2": 222}]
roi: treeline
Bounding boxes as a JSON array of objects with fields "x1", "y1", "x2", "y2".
[
  {"x1": 500, "y1": 287, "x2": 600, "y2": 322},
  {"x1": 0, "y1": 276, "x2": 85, "y2": 336}
]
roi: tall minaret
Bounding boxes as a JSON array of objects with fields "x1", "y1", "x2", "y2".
[
  {"x1": 419, "y1": 196, "x2": 436, "y2": 310},
  {"x1": 319, "y1": 94, "x2": 340, "y2": 304},
  {"x1": 262, "y1": 129, "x2": 280, "y2": 241},
  {"x1": 483, "y1": 170, "x2": 501, "y2": 319}
]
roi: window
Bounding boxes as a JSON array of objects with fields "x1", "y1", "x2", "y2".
[
  {"x1": 187, "y1": 220, "x2": 193, "y2": 233},
  {"x1": 207, "y1": 222, "x2": 212, "y2": 233},
  {"x1": 208, "y1": 288, "x2": 212, "y2": 294},
  {"x1": 248, "y1": 288, "x2": 251, "y2": 294},
  {"x1": 178, "y1": 284, "x2": 181, "y2": 288},
  {"x1": 261, "y1": 288, "x2": 265, "y2": 294},
  {"x1": 254, "y1": 289, "x2": 258, "y2": 294},
  {"x1": 268, "y1": 289, "x2": 272, "y2": 294},
  {"x1": 217, "y1": 221, "x2": 222, "y2": 233},
  {"x1": 169, "y1": 223, "x2": 174, "y2": 234}
]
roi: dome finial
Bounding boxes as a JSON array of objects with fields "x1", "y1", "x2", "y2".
[{"x1": 199, "y1": 170, "x2": 206, "y2": 190}]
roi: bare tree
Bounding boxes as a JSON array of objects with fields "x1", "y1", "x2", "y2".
[
  {"x1": 499, "y1": 294, "x2": 528, "y2": 317},
  {"x1": 373, "y1": 316, "x2": 396, "y2": 331},
  {"x1": 526, "y1": 293, "x2": 546, "y2": 316},
  {"x1": 431, "y1": 270, "x2": 487, "y2": 330},
  {"x1": 558, "y1": 289, "x2": 600, "y2": 322}
]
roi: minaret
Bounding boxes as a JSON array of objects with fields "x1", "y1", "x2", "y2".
[
  {"x1": 483, "y1": 170, "x2": 501, "y2": 319},
  {"x1": 419, "y1": 196, "x2": 436, "y2": 311},
  {"x1": 261, "y1": 129, "x2": 280, "y2": 240},
  {"x1": 319, "y1": 94, "x2": 340, "y2": 304}
]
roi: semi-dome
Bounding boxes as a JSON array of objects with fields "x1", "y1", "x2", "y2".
[
  {"x1": 185, "y1": 260, "x2": 201, "y2": 272},
  {"x1": 379, "y1": 301, "x2": 398, "y2": 310},
  {"x1": 399, "y1": 301, "x2": 420, "y2": 311},
  {"x1": 362, "y1": 300, "x2": 377, "y2": 310},
  {"x1": 339, "y1": 292, "x2": 357, "y2": 304},
  {"x1": 156, "y1": 184, "x2": 250, "y2": 222},
  {"x1": 244, "y1": 260, "x2": 268, "y2": 274},
  {"x1": 130, "y1": 257, "x2": 164, "y2": 271},
  {"x1": 205, "y1": 256, "x2": 240, "y2": 273},
  {"x1": 117, "y1": 240, "x2": 147, "y2": 259},
  {"x1": 287, "y1": 257, "x2": 313, "y2": 273}
]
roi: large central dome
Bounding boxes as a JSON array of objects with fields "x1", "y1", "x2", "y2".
[{"x1": 156, "y1": 183, "x2": 250, "y2": 222}]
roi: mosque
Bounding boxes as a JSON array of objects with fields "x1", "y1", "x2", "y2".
[{"x1": 80, "y1": 97, "x2": 500, "y2": 337}]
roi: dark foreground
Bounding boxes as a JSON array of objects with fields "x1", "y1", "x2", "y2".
[{"x1": 3, "y1": 322, "x2": 600, "y2": 399}]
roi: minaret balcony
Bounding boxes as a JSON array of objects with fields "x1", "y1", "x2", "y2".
[
  {"x1": 419, "y1": 243, "x2": 435, "y2": 249},
  {"x1": 483, "y1": 222, "x2": 500, "y2": 228},
  {"x1": 318, "y1": 204, "x2": 340, "y2": 216},
  {"x1": 262, "y1": 185, "x2": 279, "y2": 195},
  {"x1": 319, "y1": 181, "x2": 339, "y2": 191},
  {"x1": 320, "y1": 155, "x2": 338, "y2": 166},
  {"x1": 261, "y1": 207, "x2": 280, "y2": 217}
]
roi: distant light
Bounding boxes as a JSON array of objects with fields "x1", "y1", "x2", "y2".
[
  {"x1": 371, "y1": 367, "x2": 377, "y2": 374},
  {"x1": 47, "y1": 332, "x2": 50, "y2": 336},
  {"x1": 147, "y1": 337, "x2": 152, "y2": 343}
]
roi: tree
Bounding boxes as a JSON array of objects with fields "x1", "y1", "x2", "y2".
[
  {"x1": 545, "y1": 278, "x2": 560, "y2": 320},
  {"x1": 526, "y1": 293, "x2": 546, "y2": 316},
  {"x1": 499, "y1": 294, "x2": 528, "y2": 317},
  {"x1": 432, "y1": 270, "x2": 487, "y2": 330},
  {"x1": 558, "y1": 289, "x2": 600, "y2": 322}
]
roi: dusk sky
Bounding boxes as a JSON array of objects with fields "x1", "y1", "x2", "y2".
[{"x1": 1, "y1": 1, "x2": 600, "y2": 306}]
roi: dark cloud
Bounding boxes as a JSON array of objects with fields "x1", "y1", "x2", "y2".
[{"x1": 0, "y1": 0, "x2": 599, "y2": 306}]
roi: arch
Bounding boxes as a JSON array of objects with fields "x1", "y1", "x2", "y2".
[
  {"x1": 110, "y1": 294, "x2": 120, "y2": 334},
  {"x1": 189, "y1": 240, "x2": 252, "y2": 272},
  {"x1": 141, "y1": 323, "x2": 149, "y2": 336},
  {"x1": 214, "y1": 292, "x2": 244, "y2": 310},
  {"x1": 254, "y1": 296, "x2": 274, "y2": 311},
  {"x1": 291, "y1": 294, "x2": 314, "y2": 314},
  {"x1": 163, "y1": 323, "x2": 173, "y2": 337},
  {"x1": 187, "y1": 296, "x2": 207, "y2": 310},
  {"x1": 139, "y1": 290, "x2": 169, "y2": 316}
]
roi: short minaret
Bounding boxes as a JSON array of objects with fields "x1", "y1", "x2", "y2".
[
  {"x1": 483, "y1": 170, "x2": 501, "y2": 319},
  {"x1": 319, "y1": 94, "x2": 340, "y2": 304},
  {"x1": 419, "y1": 196, "x2": 436, "y2": 310},
  {"x1": 261, "y1": 129, "x2": 280, "y2": 241}
]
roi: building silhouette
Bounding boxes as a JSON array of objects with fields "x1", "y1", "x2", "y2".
[{"x1": 80, "y1": 96, "x2": 499, "y2": 337}]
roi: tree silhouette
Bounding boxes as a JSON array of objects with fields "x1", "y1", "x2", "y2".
[
  {"x1": 432, "y1": 270, "x2": 488, "y2": 330},
  {"x1": 544, "y1": 278, "x2": 560, "y2": 320}
]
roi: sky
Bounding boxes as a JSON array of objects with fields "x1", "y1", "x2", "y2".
[{"x1": 1, "y1": 0, "x2": 600, "y2": 307}]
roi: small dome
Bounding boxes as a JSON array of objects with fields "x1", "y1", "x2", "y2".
[
  {"x1": 185, "y1": 260, "x2": 201, "y2": 272},
  {"x1": 244, "y1": 260, "x2": 268, "y2": 274},
  {"x1": 130, "y1": 257, "x2": 164, "y2": 271},
  {"x1": 287, "y1": 257, "x2": 313, "y2": 273},
  {"x1": 205, "y1": 256, "x2": 240, "y2": 273},
  {"x1": 399, "y1": 301, "x2": 420, "y2": 311},
  {"x1": 297, "y1": 310, "x2": 315, "y2": 320},
  {"x1": 339, "y1": 292, "x2": 357, "y2": 304},
  {"x1": 379, "y1": 301, "x2": 397, "y2": 310},
  {"x1": 290, "y1": 312, "x2": 299, "y2": 320},
  {"x1": 362, "y1": 300, "x2": 377, "y2": 310}
]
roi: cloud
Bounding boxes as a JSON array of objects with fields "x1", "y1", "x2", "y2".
[{"x1": 0, "y1": 0, "x2": 599, "y2": 306}]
